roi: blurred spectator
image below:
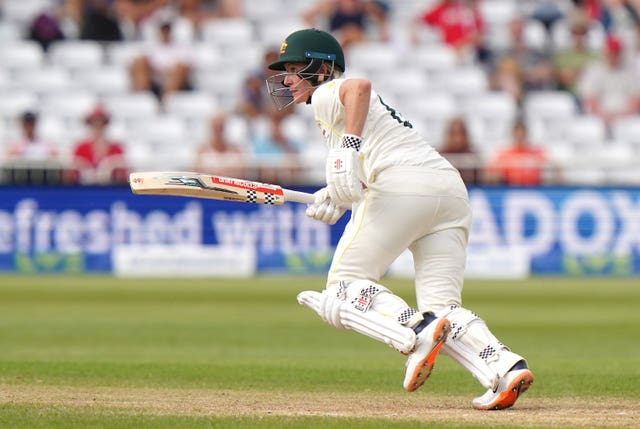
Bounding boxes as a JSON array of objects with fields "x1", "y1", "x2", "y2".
[
  {"x1": 249, "y1": 115, "x2": 301, "y2": 185},
  {"x1": 237, "y1": 47, "x2": 301, "y2": 183},
  {"x1": 70, "y1": 105, "x2": 128, "y2": 184},
  {"x1": 178, "y1": 0, "x2": 243, "y2": 26},
  {"x1": 577, "y1": 35, "x2": 640, "y2": 127},
  {"x1": 79, "y1": 0, "x2": 125, "y2": 41},
  {"x1": 28, "y1": 6, "x2": 66, "y2": 51},
  {"x1": 572, "y1": 0, "x2": 603, "y2": 21},
  {"x1": 130, "y1": 18, "x2": 193, "y2": 103},
  {"x1": 59, "y1": 0, "x2": 124, "y2": 41},
  {"x1": 5, "y1": 112, "x2": 58, "y2": 161},
  {"x1": 113, "y1": 0, "x2": 170, "y2": 38},
  {"x1": 598, "y1": 0, "x2": 640, "y2": 37},
  {"x1": 485, "y1": 119, "x2": 547, "y2": 186},
  {"x1": 194, "y1": 113, "x2": 247, "y2": 177},
  {"x1": 438, "y1": 117, "x2": 482, "y2": 186},
  {"x1": 489, "y1": 16, "x2": 555, "y2": 105},
  {"x1": 2, "y1": 111, "x2": 63, "y2": 185},
  {"x1": 552, "y1": 13, "x2": 599, "y2": 100},
  {"x1": 633, "y1": 23, "x2": 640, "y2": 74},
  {"x1": 302, "y1": 0, "x2": 390, "y2": 49},
  {"x1": 530, "y1": 0, "x2": 566, "y2": 33},
  {"x1": 411, "y1": 0, "x2": 490, "y2": 64},
  {"x1": 237, "y1": 48, "x2": 283, "y2": 119}
]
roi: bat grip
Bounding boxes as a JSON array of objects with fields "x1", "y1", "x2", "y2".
[{"x1": 283, "y1": 189, "x2": 315, "y2": 204}]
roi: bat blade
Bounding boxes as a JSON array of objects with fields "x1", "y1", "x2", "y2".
[{"x1": 129, "y1": 172, "x2": 314, "y2": 205}]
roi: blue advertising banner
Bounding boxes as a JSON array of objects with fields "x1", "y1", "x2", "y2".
[
  {"x1": 0, "y1": 186, "x2": 638, "y2": 275},
  {"x1": 0, "y1": 186, "x2": 339, "y2": 274}
]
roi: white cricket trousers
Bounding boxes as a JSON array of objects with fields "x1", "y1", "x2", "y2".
[{"x1": 327, "y1": 167, "x2": 472, "y2": 312}]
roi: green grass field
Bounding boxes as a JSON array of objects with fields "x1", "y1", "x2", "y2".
[{"x1": 0, "y1": 275, "x2": 639, "y2": 428}]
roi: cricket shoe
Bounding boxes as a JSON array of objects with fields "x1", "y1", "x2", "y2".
[
  {"x1": 403, "y1": 316, "x2": 451, "y2": 392},
  {"x1": 471, "y1": 361, "x2": 534, "y2": 410}
]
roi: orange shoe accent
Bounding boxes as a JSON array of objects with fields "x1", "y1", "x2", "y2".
[
  {"x1": 479, "y1": 370, "x2": 534, "y2": 410},
  {"x1": 405, "y1": 318, "x2": 450, "y2": 392}
]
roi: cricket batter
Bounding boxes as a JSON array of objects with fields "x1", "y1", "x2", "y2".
[{"x1": 266, "y1": 28, "x2": 534, "y2": 410}]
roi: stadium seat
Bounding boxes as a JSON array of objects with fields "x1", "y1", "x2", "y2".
[
  {"x1": 14, "y1": 66, "x2": 73, "y2": 95},
  {"x1": 39, "y1": 91, "x2": 99, "y2": 122},
  {"x1": 565, "y1": 115, "x2": 606, "y2": 148},
  {"x1": 48, "y1": 40, "x2": 105, "y2": 73},
  {"x1": 37, "y1": 114, "x2": 76, "y2": 149},
  {"x1": 480, "y1": 0, "x2": 519, "y2": 50},
  {"x1": 0, "y1": 69, "x2": 10, "y2": 91},
  {"x1": 346, "y1": 42, "x2": 399, "y2": 73},
  {"x1": 400, "y1": 92, "x2": 458, "y2": 148},
  {"x1": 0, "y1": 40, "x2": 44, "y2": 73},
  {"x1": 2, "y1": 0, "x2": 51, "y2": 27},
  {"x1": 0, "y1": 21, "x2": 23, "y2": 42},
  {"x1": 432, "y1": 66, "x2": 488, "y2": 98},
  {"x1": 480, "y1": 0, "x2": 518, "y2": 27},
  {"x1": 374, "y1": 69, "x2": 429, "y2": 100},
  {"x1": 0, "y1": 91, "x2": 38, "y2": 125},
  {"x1": 191, "y1": 43, "x2": 223, "y2": 72},
  {"x1": 523, "y1": 19, "x2": 549, "y2": 51},
  {"x1": 127, "y1": 137, "x2": 195, "y2": 171},
  {"x1": 256, "y1": 19, "x2": 306, "y2": 47},
  {"x1": 75, "y1": 65, "x2": 131, "y2": 96},
  {"x1": 193, "y1": 69, "x2": 245, "y2": 109},
  {"x1": 132, "y1": 114, "x2": 188, "y2": 148},
  {"x1": 559, "y1": 145, "x2": 607, "y2": 184},
  {"x1": 461, "y1": 92, "x2": 517, "y2": 151},
  {"x1": 412, "y1": 45, "x2": 457, "y2": 77},
  {"x1": 245, "y1": 0, "x2": 287, "y2": 22},
  {"x1": 105, "y1": 41, "x2": 145, "y2": 68},
  {"x1": 604, "y1": 143, "x2": 640, "y2": 184},
  {"x1": 611, "y1": 117, "x2": 640, "y2": 146},
  {"x1": 201, "y1": 19, "x2": 254, "y2": 49},
  {"x1": 163, "y1": 91, "x2": 218, "y2": 132},
  {"x1": 523, "y1": 91, "x2": 577, "y2": 143},
  {"x1": 102, "y1": 93, "x2": 160, "y2": 124}
]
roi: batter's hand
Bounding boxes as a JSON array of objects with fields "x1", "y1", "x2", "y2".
[
  {"x1": 326, "y1": 147, "x2": 364, "y2": 206},
  {"x1": 305, "y1": 187, "x2": 346, "y2": 225}
]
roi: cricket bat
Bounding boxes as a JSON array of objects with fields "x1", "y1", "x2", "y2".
[{"x1": 129, "y1": 171, "x2": 315, "y2": 205}]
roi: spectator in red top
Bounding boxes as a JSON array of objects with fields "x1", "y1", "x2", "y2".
[
  {"x1": 71, "y1": 105, "x2": 128, "y2": 184},
  {"x1": 412, "y1": 0, "x2": 489, "y2": 63},
  {"x1": 485, "y1": 119, "x2": 547, "y2": 186}
]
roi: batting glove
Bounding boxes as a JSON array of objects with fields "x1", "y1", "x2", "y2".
[
  {"x1": 305, "y1": 187, "x2": 346, "y2": 225},
  {"x1": 326, "y1": 147, "x2": 363, "y2": 206}
]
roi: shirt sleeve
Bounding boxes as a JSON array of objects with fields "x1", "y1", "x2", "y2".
[{"x1": 311, "y1": 79, "x2": 346, "y2": 147}]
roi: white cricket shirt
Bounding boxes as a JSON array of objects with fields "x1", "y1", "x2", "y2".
[{"x1": 311, "y1": 78, "x2": 455, "y2": 184}]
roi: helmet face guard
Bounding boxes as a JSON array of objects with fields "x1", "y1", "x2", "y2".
[{"x1": 266, "y1": 54, "x2": 336, "y2": 111}]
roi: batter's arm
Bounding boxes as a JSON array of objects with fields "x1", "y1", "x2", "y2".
[{"x1": 339, "y1": 78, "x2": 371, "y2": 138}]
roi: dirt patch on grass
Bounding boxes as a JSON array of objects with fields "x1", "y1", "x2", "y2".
[{"x1": 1, "y1": 384, "x2": 638, "y2": 427}]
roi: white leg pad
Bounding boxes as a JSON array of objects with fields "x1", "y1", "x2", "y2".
[
  {"x1": 297, "y1": 280, "x2": 423, "y2": 354},
  {"x1": 341, "y1": 280, "x2": 423, "y2": 354},
  {"x1": 436, "y1": 306, "x2": 526, "y2": 390}
]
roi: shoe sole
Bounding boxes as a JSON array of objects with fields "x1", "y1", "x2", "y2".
[
  {"x1": 405, "y1": 318, "x2": 450, "y2": 392},
  {"x1": 475, "y1": 370, "x2": 534, "y2": 410}
]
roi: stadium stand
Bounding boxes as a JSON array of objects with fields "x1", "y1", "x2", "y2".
[{"x1": 0, "y1": 0, "x2": 639, "y2": 185}]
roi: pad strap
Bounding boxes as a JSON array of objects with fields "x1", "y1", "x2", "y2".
[
  {"x1": 297, "y1": 280, "x2": 423, "y2": 354},
  {"x1": 437, "y1": 305, "x2": 526, "y2": 390}
]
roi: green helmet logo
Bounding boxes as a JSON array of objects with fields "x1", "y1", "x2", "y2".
[{"x1": 268, "y1": 28, "x2": 345, "y2": 72}]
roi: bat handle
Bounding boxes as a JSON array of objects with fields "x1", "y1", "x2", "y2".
[{"x1": 283, "y1": 189, "x2": 315, "y2": 204}]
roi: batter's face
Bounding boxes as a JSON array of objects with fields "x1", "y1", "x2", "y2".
[{"x1": 283, "y1": 62, "x2": 315, "y2": 104}]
